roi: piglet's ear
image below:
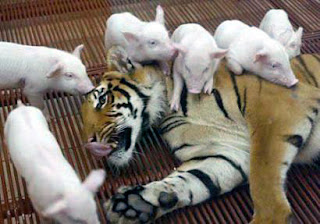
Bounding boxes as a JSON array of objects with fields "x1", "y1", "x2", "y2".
[
  {"x1": 42, "y1": 199, "x2": 68, "y2": 217},
  {"x1": 83, "y1": 169, "x2": 106, "y2": 193},
  {"x1": 296, "y1": 27, "x2": 303, "y2": 40},
  {"x1": 72, "y1": 44, "x2": 84, "y2": 59},
  {"x1": 278, "y1": 29, "x2": 291, "y2": 45},
  {"x1": 123, "y1": 32, "x2": 140, "y2": 44},
  {"x1": 46, "y1": 62, "x2": 64, "y2": 79},
  {"x1": 210, "y1": 48, "x2": 228, "y2": 59},
  {"x1": 155, "y1": 5, "x2": 165, "y2": 25},
  {"x1": 254, "y1": 49, "x2": 269, "y2": 63}
]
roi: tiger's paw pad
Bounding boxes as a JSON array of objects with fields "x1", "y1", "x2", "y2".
[{"x1": 105, "y1": 186, "x2": 157, "y2": 224}]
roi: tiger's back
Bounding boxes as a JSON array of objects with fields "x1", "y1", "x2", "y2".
[{"x1": 162, "y1": 54, "x2": 320, "y2": 163}]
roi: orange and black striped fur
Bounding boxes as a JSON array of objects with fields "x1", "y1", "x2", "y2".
[{"x1": 82, "y1": 46, "x2": 320, "y2": 223}]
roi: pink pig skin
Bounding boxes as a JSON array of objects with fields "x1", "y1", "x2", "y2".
[
  {"x1": 0, "y1": 42, "x2": 94, "y2": 116},
  {"x1": 170, "y1": 23, "x2": 228, "y2": 111},
  {"x1": 4, "y1": 102, "x2": 105, "y2": 224},
  {"x1": 104, "y1": 5, "x2": 177, "y2": 75},
  {"x1": 260, "y1": 9, "x2": 303, "y2": 59}
]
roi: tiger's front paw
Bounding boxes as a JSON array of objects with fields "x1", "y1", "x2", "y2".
[{"x1": 104, "y1": 186, "x2": 157, "y2": 224}]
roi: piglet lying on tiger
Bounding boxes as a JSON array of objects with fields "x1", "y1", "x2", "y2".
[{"x1": 81, "y1": 46, "x2": 320, "y2": 223}]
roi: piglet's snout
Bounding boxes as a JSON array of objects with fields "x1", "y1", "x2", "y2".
[
  {"x1": 77, "y1": 81, "x2": 95, "y2": 94},
  {"x1": 188, "y1": 88, "x2": 201, "y2": 94},
  {"x1": 283, "y1": 72, "x2": 299, "y2": 87}
]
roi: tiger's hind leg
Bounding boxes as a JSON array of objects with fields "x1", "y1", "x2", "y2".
[
  {"x1": 105, "y1": 144, "x2": 249, "y2": 223},
  {"x1": 249, "y1": 113, "x2": 317, "y2": 224}
]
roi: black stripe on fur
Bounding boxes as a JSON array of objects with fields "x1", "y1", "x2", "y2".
[
  {"x1": 160, "y1": 121, "x2": 188, "y2": 134},
  {"x1": 241, "y1": 87, "x2": 247, "y2": 117},
  {"x1": 229, "y1": 72, "x2": 242, "y2": 114},
  {"x1": 180, "y1": 83, "x2": 188, "y2": 116},
  {"x1": 296, "y1": 56, "x2": 318, "y2": 87},
  {"x1": 187, "y1": 169, "x2": 221, "y2": 198},
  {"x1": 113, "y1": 86, "x2": 131, "y2": 101},
  {"x1": 212, "y1": 88, "x2": 232, "y2": 120},
  {"x1": 186, "y1": 155, "x2": 247, "y2": 181},
  {"x1": 285, "y1": 134, "x2": 303, "y2": 149},
  {"x1": 313, "y1": 54, "x2": 320, "y2": 64},
  {"x1": 160, "y1": 115, "x2": 185, "y2": 127},
  {"x1": 171, "y1": 143, "x2": 194, "y2": 153}
]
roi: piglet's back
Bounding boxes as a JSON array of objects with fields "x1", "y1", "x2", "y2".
[
  {"x1": 229, "y1": 27, "x2": 271, "y2": 60},
  {"x1": 4, "y1": 104, "x2": 78, "y2": 182}
]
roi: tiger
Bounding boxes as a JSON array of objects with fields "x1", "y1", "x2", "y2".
[{"x1": 81, "y1": 46, "x2": 320, "y2": 224}]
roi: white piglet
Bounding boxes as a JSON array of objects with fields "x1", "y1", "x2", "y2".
[
  {"x1": 226, "y1": 27, "x2": 298, "y2": 87},
  {"x1": 0, "y1": 42, "x2": 94, "y2": 115},
  {"x1": 214, "y1": 20, "x2": 250, "y2": 49},
  {"x1": 260, "y1": 9, "x2": 303, "y2": 59},
  {"x1": 4, "y1": 101, "x2": 106, "y2": 224},
  {"x1": 104, "y1": 5, "x2": 177, "y2": 74},
  {"x1": 170, "y1": 23, "x2": 228, "y2": 111}
]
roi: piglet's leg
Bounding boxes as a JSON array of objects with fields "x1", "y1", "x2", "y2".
[
  {"x1": 130, "y1": 61, "x2": 143, "y2": 70},
  {"x1": 227, "y1": 57, "x2": 243, "y2": 75},
  {"x1": 170, "y1": 71, "x2": 184, "y2": 111},
  {"x1": 159, "y1": 61, "x2": 170, "y2": 76},
  {"x1": 203, "y1": 76, "x2": 214, "y2": 94}
]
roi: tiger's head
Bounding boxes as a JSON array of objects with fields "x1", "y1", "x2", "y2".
[{"x1": 82, "y1": 53, "x2": 167, "y2": 167}]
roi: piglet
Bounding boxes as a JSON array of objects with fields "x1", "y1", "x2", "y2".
[
  {"x1": 104, "y1": 5, "x2": 177, "y2": 75},
  {"x1": 171, "y1": 23, "x2": 228, "y2": 111},
  {"x1": 226, "y1": 27, "x2": 298, "y2": 87},
  {"x1": 260, "y1": 9, "x2": 303, "y2": 59},
  {"x1": 4, "y1": 101, "x2": 105, "y2": 224},
  {"x1": 0, "y1": 42, "x2": 94, "y2": 116},
  {"x1": 214, "y1": 20, "x2": 250, "y2": 49}
]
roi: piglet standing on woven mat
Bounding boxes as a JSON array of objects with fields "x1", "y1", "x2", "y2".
[
  {"x1": 0, "y1": 42, "x2": 94, "y2": 117},
  {"x1": 4, "y1": 101, "x2": 106, "y2": 224},
  {"x1": 104, "y1": 5, "x2": 177, "y2": 75},
  {"x1": 214, "y1": 22, "x2": 298, "y2": 88},
  {"x1": 170, "y1": 23, "x2": 228, "y2": 111},
  {"x1": 260, "y1": 9, "x2": 303, "y2": 59}
]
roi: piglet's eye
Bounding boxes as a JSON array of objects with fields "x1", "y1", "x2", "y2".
[
  {"x1": 65, "y1": 73, "x2": 74, "y2": 78},
  {"x1": 271, "y1": 63, "x2": 280, "y2": 69},
  {"x1": 148, "y1": 40, "x2": 158, "y2": 46},
  {"x1": 290, "y1": 43, "x2": 297, "y2": 48}
]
